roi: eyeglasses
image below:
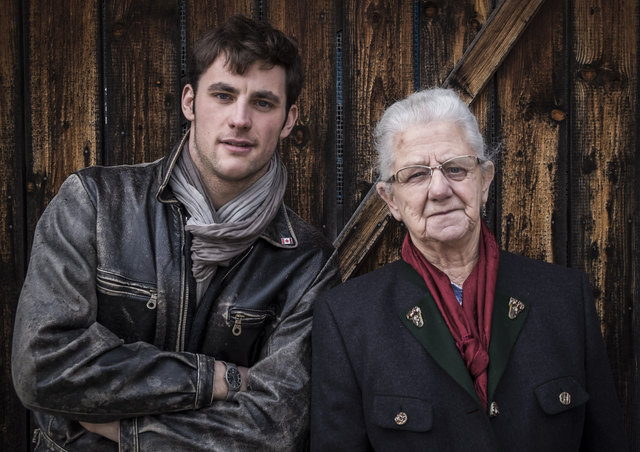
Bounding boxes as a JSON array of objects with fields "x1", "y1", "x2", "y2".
[{"x1": 387, "y1": 155, "x2": 484, "y2": 187}]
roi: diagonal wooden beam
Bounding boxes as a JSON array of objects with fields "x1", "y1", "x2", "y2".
[{"x1": 334, "y1": 0, "x2": 547, "y2": 281}]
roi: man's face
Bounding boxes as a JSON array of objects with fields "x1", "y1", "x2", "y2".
[{"x1": 181, "y1": 56, "x2": 297, "y2": 208}]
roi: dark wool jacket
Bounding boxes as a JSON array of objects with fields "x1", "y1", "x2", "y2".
[
  {"x1": 12, "y1": 137, "x2": 339, "y2": 451},
  {"x1": 311, "y1": 253, "x2": 628, "y2": 452}
]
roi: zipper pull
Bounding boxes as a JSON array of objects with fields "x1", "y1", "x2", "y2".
[
  {"x1": 146, "y1": 290, "x2": 158, "y2": 310},
  {"x1": 232, "y1": 313, "x2": 245, "y2": 336}
]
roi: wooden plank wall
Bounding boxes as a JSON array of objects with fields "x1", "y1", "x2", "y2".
[{"x1": 1, "y1": 0, "x2": 637, "y2": 449}]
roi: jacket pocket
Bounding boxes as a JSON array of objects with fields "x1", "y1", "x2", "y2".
[
  {"x1": 96, "y1": 268, "x2": 158, "y2": 343},
  {"x1": 228, "y1": 307, "x2": 276, "y2": 337},
  {"x1": 371, "y1": 395, "x2": 433, "y2": 432},
  {"x1": 534, "y1": 376, "x2": 589, "y2": 415}
]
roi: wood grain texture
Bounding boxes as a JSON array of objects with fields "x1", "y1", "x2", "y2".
[
  {"x1": 185, "y1": 0, "x2": 255, "y2": 51},
  {"x1": 571, "y1": 0, "x2": 637, "y2": 441},
  {"x1": 103, "y1": 0, "x2": 181, "y2": 165},
  {"x1": 335, "y1": 0, "x2": 414, "y2": 277},
  {"x1": 342, "y1": 0, "x2": 415, "y2": 217},
  {"x1": 0, "y1": 0, "x2": 28, "y2": 449},
  {"x1": 267, "y1": 0, "x2": 337, "y2": 233},
  {"x1": 419, "y1": 0, "x2": 491, "y2": 88},
  {"x1": 25, "y1": 0, "x2": 101, "y2": 233},
  {"x1": 445, "y1": 0, "x2": 547, "y2": 103},
  {"x1": 496, "y1": 0, "x2": 567, "y2": 264}
]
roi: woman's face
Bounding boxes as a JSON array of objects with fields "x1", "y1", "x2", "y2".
[{"x1": 377, "y1": 121, "x2": 494, "y2": 254}]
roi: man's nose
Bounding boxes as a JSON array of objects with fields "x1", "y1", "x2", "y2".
[{"x1": 229, "y1": 101, "x2": 251, "y2": 129}]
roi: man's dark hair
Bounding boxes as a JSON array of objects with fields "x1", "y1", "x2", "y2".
[{"x1": 188, "y1": 15, "x2": 304, "y2": 112}]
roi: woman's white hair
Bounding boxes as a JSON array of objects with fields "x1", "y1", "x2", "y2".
[{"x1": 374, "y1": 87, "x2": 489, "y2": 183}]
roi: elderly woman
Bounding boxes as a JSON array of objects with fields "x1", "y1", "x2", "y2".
[{"x1": 310, "y1": 88, "x2": 627, "y2": 451}]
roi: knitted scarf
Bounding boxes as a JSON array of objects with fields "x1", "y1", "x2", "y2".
[{"x1": 169, "y1": 139, "x2": 287, "y2": 302}]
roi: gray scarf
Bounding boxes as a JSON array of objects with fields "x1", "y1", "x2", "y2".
[{"x1": 169, "y1": 138, "x2": 287, "y2": 301}]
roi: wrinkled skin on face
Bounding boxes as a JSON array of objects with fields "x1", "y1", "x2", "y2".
[{"x1": 377, "y1": 121, "x2": 494, "y2": 262}]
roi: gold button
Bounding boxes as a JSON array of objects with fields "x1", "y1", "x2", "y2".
[
  {"x1": 559, "y1": 392, "x2": 571, "y2": 406},
  {"x1": 394, "y1": 412, "x2": 407, "y2": 425}
]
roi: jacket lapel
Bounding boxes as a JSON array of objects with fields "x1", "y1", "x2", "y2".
[
  {"x1": 396, "y1": 260, "x2": 529, "y2": 407},
  {"x1": 397, "y1": 263, "x2": 480, "y2": 405},
  {"x1": 487, "y1": 289, "x2": 529, "y2": 402}
]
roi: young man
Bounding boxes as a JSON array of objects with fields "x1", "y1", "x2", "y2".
[{"x1": 12, "y1": 15, "x2": 338, "y2": 451}]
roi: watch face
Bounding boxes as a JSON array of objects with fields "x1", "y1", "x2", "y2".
[{"x1": 225, "y1": 366, "x2": 242, "y2": 392}]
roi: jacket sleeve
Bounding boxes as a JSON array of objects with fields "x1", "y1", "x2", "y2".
[
  {"x1": 118, "y1": 252, "x2": 340, "y2": 452},
  {"x1": 12, "y1": 175, "x2": 216, "y2": 421},
  {"x1": 579, "y1": 273, "x2": 629, "y2": 451}
]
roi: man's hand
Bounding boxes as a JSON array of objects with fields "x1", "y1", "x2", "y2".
[{"x1": 80, "y1": 420, "x2": 120, "y2": 442}]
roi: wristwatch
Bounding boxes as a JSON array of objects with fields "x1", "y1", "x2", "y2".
[{"x1": 223, "y1": 361, "x2": 242, "y2": 400}]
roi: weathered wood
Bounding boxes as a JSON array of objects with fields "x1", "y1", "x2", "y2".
[
  {"x1": 419, "y1": 0, "x2": 492, "y2": 88},
  {"x1": 336, "y1": 0, "x2": 414, "y2": 277},
  {"x1": 185, "y1": 0, "x2": 255, "y2": 51},
  {"x1": 25, "y1": 0, "x2": 101, "y2": 235},
  {"x1": 444, "y1": 0, "x2": 547, "y2": 103},
  {"x1": 571, "y1": 0, "x2": 637, "y2": 443},
  {"x1": 0, "y1": 0, "x2": 28, "y2": 448},
  {"x1": 267, "y1": 0, "x2": 337, "y2": 233},
  {"x1": 103, "y1": 1, "x2": 181, "y2": 165},
  {"x1": 335, "y1": 0, "x2": 547, "y2": 280},
  {"x1": 496, "y1": 0, "x2": 567, "y2": 264}
]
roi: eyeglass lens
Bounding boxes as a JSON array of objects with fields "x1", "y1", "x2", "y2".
[{"x1": 395, "y1": 155, "x2": 478, "y2": 185}]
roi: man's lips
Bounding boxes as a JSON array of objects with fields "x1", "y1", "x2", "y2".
[{"x1": 220, "y1": 138, "x2": 255, "y2": 150}]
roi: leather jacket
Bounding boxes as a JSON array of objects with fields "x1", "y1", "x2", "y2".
[{"x1": 11, "y1": 138, "x2": 340, "y2": 451}]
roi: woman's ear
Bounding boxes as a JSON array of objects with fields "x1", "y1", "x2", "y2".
[
  {"x1": 481, "y1": 161, "x2": 495, "y2": 204},
  {"x1": 377, "y1": 182, "x2": 402, "y2": 222}
]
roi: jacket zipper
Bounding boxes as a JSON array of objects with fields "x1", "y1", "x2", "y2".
[
  {"x1": 230, "y1": 310, "x2": 273, "y2": 336},
  {"x1": 96, "y1": 277, "x2": 158, "y2": 310},
  {"x1": 177, "y1": 205, "x2": 189, "y2": 352}
]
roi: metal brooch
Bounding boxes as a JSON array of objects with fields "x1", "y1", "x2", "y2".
[
  {"x1": 406, "y1": 306, "x2": 424, "y2": 328},
  {"x1": 508, "y1": 297, "x2": 525, "y2": 320}
]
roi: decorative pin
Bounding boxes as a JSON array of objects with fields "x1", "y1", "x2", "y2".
[
  {"x1": 508, "y1": 297, "x2": 525, "y2": 320},
  {"x1": 281, "y1": 237, "x2": 294, "y2": 245},
  {"x1": 489, "y1": 401, "x2": 500, "y2": 418},
  {"x1": 394, "y1": 412, "x2": 408, "y2": 425},
  {"x1": 406, "y1": 306, "x2": 424, "y2": 327}
]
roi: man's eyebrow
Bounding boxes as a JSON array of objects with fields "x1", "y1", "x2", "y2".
[
  {"x1": 253, "y1": 90, "x2": 281, "y2": 104},
  {"x1": 206, "y1": 82, "x2": 237, "y2": 94}
]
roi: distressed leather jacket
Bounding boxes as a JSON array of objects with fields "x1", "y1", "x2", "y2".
[{"x1": 12, "y1": 139, "x2": 340, "y2": 451}]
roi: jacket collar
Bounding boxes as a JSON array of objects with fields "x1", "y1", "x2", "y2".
[
  {"x1": 155, "y1": 131, "x2": 298, "y2": 250},
  {"x1": 398, "y1": 256, "x2": 529, "y2": 407},
  {"x1": 156, "y1": 130, "x2": 190, "y2": 203}
]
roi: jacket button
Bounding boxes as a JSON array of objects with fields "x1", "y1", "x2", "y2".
[
  {"x1": 489, "y1": 401, "x2": 500, "y2": 417},
  {"x1": 559, "y1": 392, "x2": 571, "y2": 406},
  {"x1": 394, "y1": 412, "x2": 407, "y2": 425}
]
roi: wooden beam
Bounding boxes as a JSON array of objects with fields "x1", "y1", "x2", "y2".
[{"x1": 334, "y1": 0, "x2": 547, "y2": 280}]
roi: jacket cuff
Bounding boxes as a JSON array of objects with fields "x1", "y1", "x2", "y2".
[
  {"x1": 195, "y1": 353, "x2": 216, "y2": 408},
  {"x1": 119, "y1": 417, "x2": 137, "y2": 452}
]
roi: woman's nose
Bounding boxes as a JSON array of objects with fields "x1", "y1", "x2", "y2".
[{"x1": 427, "y1": 168, "x2": 452, "y2": 197}]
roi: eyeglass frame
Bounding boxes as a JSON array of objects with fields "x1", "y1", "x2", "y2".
[{"x1": 385, "y1": 154, "x2": 486, "y2": 185}]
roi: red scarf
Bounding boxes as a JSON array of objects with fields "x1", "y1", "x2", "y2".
[{"x1": 402, "y1": 222, "x2": 499, "y2": 409}]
